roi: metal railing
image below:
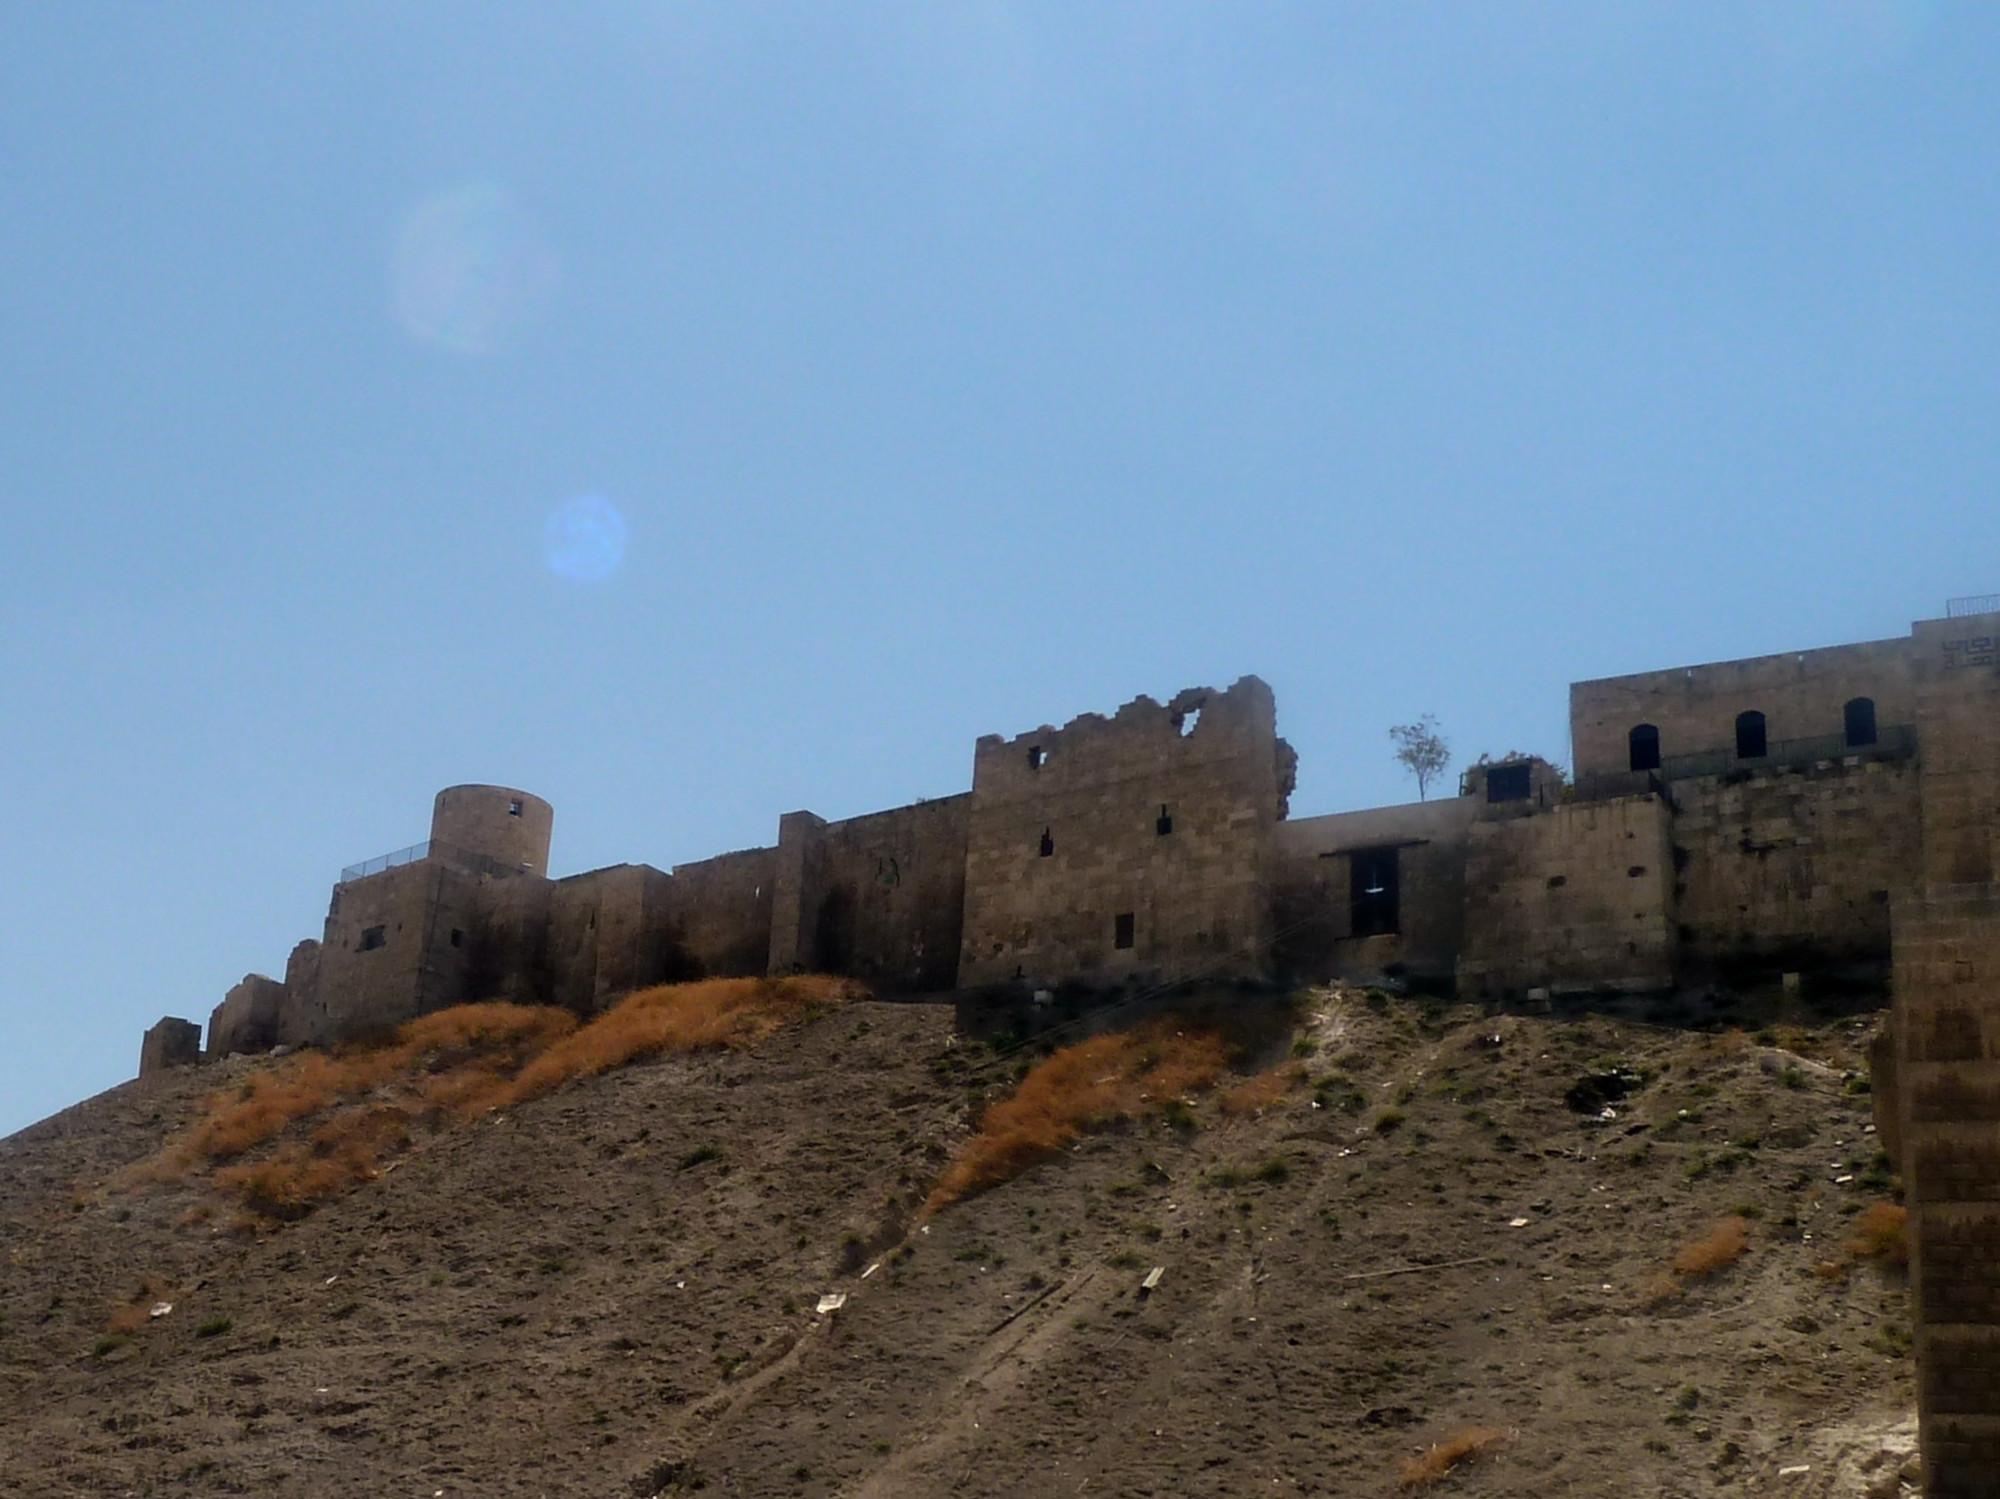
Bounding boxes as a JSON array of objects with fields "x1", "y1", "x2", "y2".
[
  {"x1": 1575, "y1": 722, "x2": 1915, "y2": 802},
  {"x1": 1948, "y1": 593, "x2": 2000, "y2": 618},
  {"x1": 339, "y1": 839, "x2": 531, "y2": 885}
]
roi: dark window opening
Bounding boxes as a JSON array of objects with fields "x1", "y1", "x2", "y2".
[
  {"x1": 1627, "y1": 865, "x2": 1647, "y2": 878},
  {"x1": 1628, "y1": 724, "x2": 1661, "y2": 772},
  {"x1": 1844, "y1": 697, "x2": 1877, "y2": 748},
  {"x1": 1039, "y1": 829, "x2": 1055, "y2": 858},
  {"x1": 1546, "y1": 874, "x2": 1567, "y2": 889},
  {"x1": 359, "y1": 925, "x2": 387, "y2": 952},
  {"x1": 1735, "y1": 710, "x2": 1767, "y2": 759},
  {"x1": 1350, "y1": 847, "x2": 1400, "y2": 937},
  {"x1": 1485, "y1": 762, "x2": 1532, "y2": 803},
  {"x1": 1156, "y1": 804, "x2": 1173, "y2": 836},
  {"x1": 1027, "y1": 745, "x2": 1045, "y2": 769},
  {"x1": 449, "y1": 928, "x2": 464, "y2": 948},
  {"x1": 1114, "y1": 912, "x2": 1135, "y2": 949},
  {"x1": 508, "y1": 798, "x2": 523, "y2": 817}
]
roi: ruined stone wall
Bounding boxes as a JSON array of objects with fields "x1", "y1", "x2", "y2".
[
  {"x1": 139, "y1": 1017, "x2": 201, "y2": 1076},
  {"x1": 1571, "y1": 636, "x2": 1915, "y2": 781},
  {"x1": 1457, "y1": 794, "x2": 1676, "y2": 998},
  {"x1": 463, "y1": 873, "x2": 556, "y2": 1008},
  {"x1": 1667, "y1": 759, "x2": 1920, "y2": 979},
  {"x1": 300, "y1": 861, "x2": 491, "y2": 1044},
  {"x1": 1891, "y1": 890, "x2": 2000, "y2": 1495},
  {"x1": 546, "y1": 863, "x2": 684, "y2": 1012},
  {"x1": 958, "y1": 678, "x2": 1289, "y2": 990},
  {"x1": 663, "y1": 846, "x2": 776, "y2": 978},
  {"x1": 1913, "y1": 610, "x2": 2000, "y2": 888},
  {"x1": 206, "y1": 974, "x2": 286, "y2": 1058},
  {"x1": 813, "y1": 797, "x2": 970, "y2": 992},
  {"x1": 1272, "y1": 797, "x2": 1474, "y2": 987}
]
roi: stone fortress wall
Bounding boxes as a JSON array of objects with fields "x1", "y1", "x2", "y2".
[
  {"x1": 155, "y1": 606, "x2": 2000, "y2": 1061},
  {"x1": 133, "y1": 601, "x2": 2000, "y2": 1492}
]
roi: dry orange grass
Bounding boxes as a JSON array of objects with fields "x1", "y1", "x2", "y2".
[
  {"x1": 1397, "y1": 1427, "x2": 1508, "y2": 1489},
  {"x1": 923, "y1": 1019, "x2": 1227, "y2": 1214},
  {"x1": 144, "y1": 977, "x2": 855, "y2": 1222},
  {"x1": 1671, "y1": 1216, "x2": 1750, "y2": 1276},
  {"x1": 501, "y1": 974, "x2": 851, "y2": 1108},
  {"x1": 1217, "y1": 1060, "x2": 1305, "y2": 1116},
  {"x1": 1846, "y1": 1202, "x2": 1909, "y2": 1267},
  {"x1": 1644, "y1": 1216, "x2": 1751, "y2": 1305}
]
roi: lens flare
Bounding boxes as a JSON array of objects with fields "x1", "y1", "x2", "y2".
[
  {"x1": 544, "y1": 495, "x2": 628, "y2": 582},
  {"x1": 391, "y1": 181, "x2": 559, "y2": 355}
]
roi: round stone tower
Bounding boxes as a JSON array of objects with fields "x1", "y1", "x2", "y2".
[{"x1": 429, "y1": 785, "x2": 554, "y2": 878}]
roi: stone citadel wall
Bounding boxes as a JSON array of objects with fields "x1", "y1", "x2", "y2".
[{"x1": 130, "y1": 605, "x2": 2000, "y2": 1496}]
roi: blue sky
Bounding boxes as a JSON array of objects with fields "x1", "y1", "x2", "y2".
[{"x1": 3, "y1": 2, "x2": 1994, "y2": 1135}]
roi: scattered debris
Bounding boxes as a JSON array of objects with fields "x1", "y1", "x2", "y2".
[
  {"x1": 1564, "y1": 1070, "x2": 1642, "y2": 1114},
  {"x1": 815, "y1": 1293, "x2": 847, "y2": 1315},
  {"x1": 147, "y1": 1302, "x2": 172, "y2": 1319},
  {"x1": 1139, "y1": 1267, "x2": 1164, "y2": 1296}
]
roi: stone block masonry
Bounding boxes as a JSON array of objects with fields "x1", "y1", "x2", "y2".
[
  {"x1": 138, "y1": 1017, "x2": 201, "y2": 1076},
  {"x1": 1892, "y1": 890, "x2": 2000, "y2": 1497},
  {"x1": 956, "y1": 677, "x2": 1293, "y2": 990}
]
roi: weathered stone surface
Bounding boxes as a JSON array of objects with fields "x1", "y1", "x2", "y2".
[{"x1": 137, "y1": 1017, "x2": 201, "y2": 1076}]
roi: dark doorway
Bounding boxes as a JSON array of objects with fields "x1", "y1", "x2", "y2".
[
  {"x1": 1844, "y1": 697, "x2": 1877, "y2": 748},
  {"x1": 1735, "y1": 710, "x2": 1767, "y2": 760},
  {"x1": 1350, "y1": 847, "x2": 1400, "y2": 937},
  {"x1": 1485, "y1": 762, "x2": 1531, "y2": 803},
  {"x1": 1628, "y1": 724, "x2": 1661, "y2": 772}
]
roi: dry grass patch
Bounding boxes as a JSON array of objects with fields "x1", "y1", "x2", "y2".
[
  {"x1": 1644, "y1": 1216, "x2": 1751, "y2": 1304},
  {"x1": 1846, "y1": 1201, "x2": 1909, "y2": 1267},
  {"x1": 1218, "y1": 1060, "x2": 1305, "y2": 1116},
  {"x1": 1397, "y1": 1427, "x2": 1508, "y2": 1489},
  {"x1": 924, "y1": 1019, "x2": 1227, "y2": 1213},
  {"x1": 138, "y1": 977, "x2": 856, "y2": 1222}
]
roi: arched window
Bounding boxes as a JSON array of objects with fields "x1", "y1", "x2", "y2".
[
  {"x1": 1735, "y1": 710, "x2": 1767, "y2": 760},
  {"x1": 1628, "y1": 724, "x2": 1661, "y2": 772},
  {"x1": 1844, "y1": 697, "x2": 1877, "y2": 748}
]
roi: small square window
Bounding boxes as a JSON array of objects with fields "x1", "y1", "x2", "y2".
[
  {"x1": 359, "y1": 925, "x2": 387, "y2": 952},
  {"x1": 1027, "y1": 745, "x2": 1046, "y2": 769},
  {"x1": 1039, "y1": 829, "x2": 1055, "y2": 858},
  {"x1": 1155, "y1": 804, "x2": 1173, "y2": 836},
  {"x1": 508, "y1": 799, "x2": 524, "y2": 817},
  {"x1": 1114, "y1": 912, "x2": 1135, "y2": 949}
]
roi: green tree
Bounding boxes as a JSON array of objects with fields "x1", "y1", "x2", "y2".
[{"x1": 1389, "y1": 716, "x2": 1451, "y2": 801}]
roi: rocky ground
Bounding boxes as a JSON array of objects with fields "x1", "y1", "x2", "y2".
[{"x1": 0, "y1": 988, "x2": 1916, "y2": 1497}]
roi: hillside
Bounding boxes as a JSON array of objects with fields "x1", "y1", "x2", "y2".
[{"x1": 0, "y1": 985, "x2": 1918, "y2": 1498}]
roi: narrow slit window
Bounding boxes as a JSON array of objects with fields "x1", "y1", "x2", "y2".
[
  {"x1": 1027, "y1": 745, "x2": 1045, "y2": 769},
  {"x1": 449, "y1": 927, "x2": 464, "y2": 948},
  {"x1": 1735, "y1": 710, "x2": 1767, "y2": 759},
  {"x1": 1349, "y1": 847, "x2": 1400, "y2": 937},
  {"x1": 359, "y1": 925, "x2": 387, "y2": 952},
  {"x1": 508, "y1": 798, "x2": 524, "y2": 817},
  {"x1": 1114, "y1": 912, "x2": 1135, "y2": 949},
  {"x1": 1039, "y1": 829, "x2": 1055, "y2": 858},
  {"x1": 1628, "y1": 724, "x2": 1661, "y2": 772},
  {"x1": 1844, "y1": 697, "x2": 1877, "y2": 748},
  {"x1": 1156, "y1": 804, "x2": 1173, "y2": 836}
]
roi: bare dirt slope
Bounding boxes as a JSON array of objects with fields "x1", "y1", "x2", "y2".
[{"x1": 0, "y1": 991, "x2": 1915, "y2": 1498}]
